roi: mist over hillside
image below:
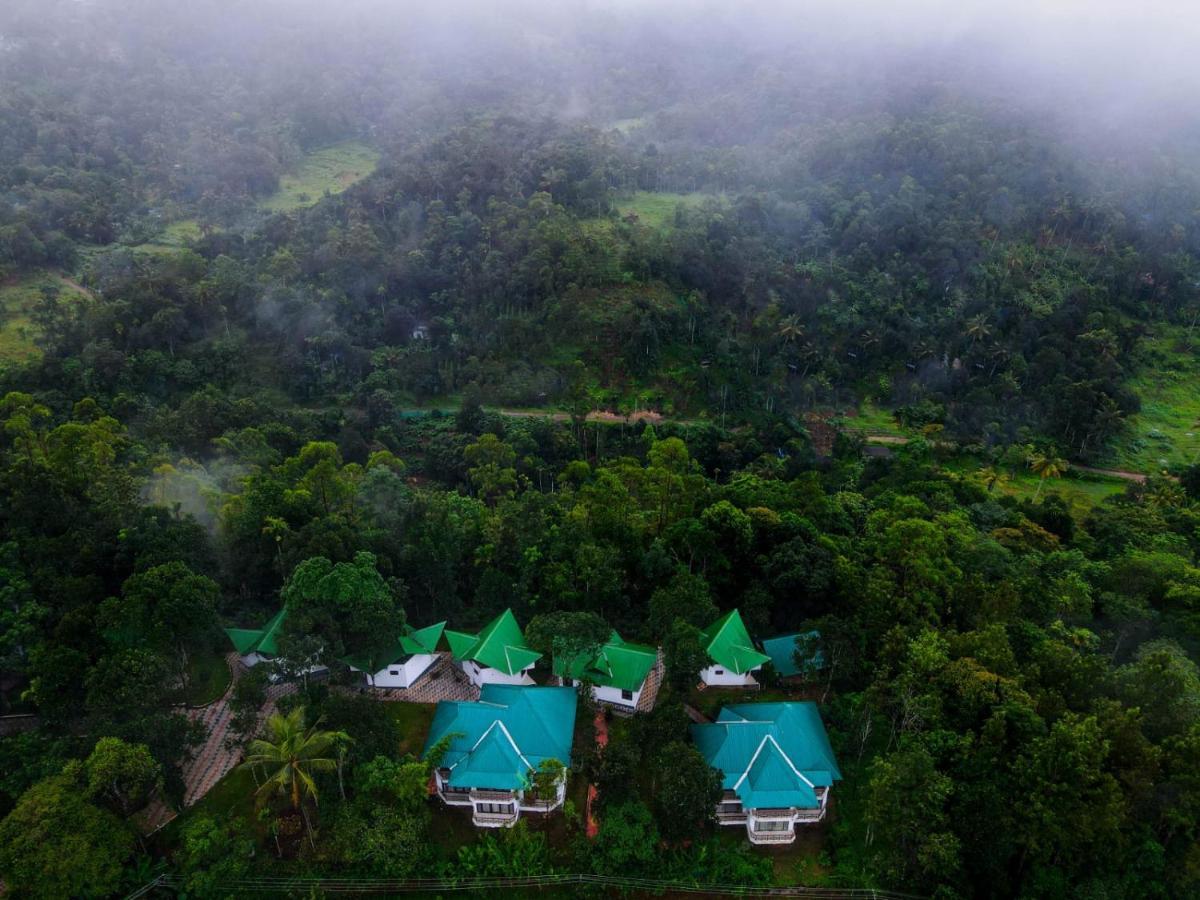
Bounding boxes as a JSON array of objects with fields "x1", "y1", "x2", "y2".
[{"x1": 2, "y1": 3, "x2": 1200, "y2": 899}]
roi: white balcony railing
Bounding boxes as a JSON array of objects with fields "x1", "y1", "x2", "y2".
[
  {"x1": 473, "y1": 811, "x2": 519, "y2": 826},
  {"x1": 748, "y1": 828, "x2": 796, "y2": 844}
]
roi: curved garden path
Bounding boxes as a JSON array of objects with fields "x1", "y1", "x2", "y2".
[{"x1": 139, "y1": 655, "x2": 296, "y2": 833}]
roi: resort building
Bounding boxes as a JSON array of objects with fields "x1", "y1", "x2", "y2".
[
  {"x1": 445, "y1": 608, "x2": 541, "y2": 687},
  {"x1": 423, "y1": 684, "x2": 576, "y2": 827},
  {"x1": 555, "y1": 631, "x2": 657, "y2": 711},
  {"x1": 342, "y1": 621, "x2": 446, "y2": 688},
  {"x1": 224, "y1": 607, "x2": 327, "y2": 681},
  {"x1": 761, "y1": 630, "x2": 824, "y2": 680},
  {"x1": 224, "y1": 607, "x2": 288, "y2": 668},
  {"x1": 698, "y1": 609, "x2": 770, "y2": 687},
  {"x1": 691, "y1": 702, "x2": 841, "y2": 845}
]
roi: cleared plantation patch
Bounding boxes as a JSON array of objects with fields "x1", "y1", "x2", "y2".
[
  {"x1": 133, "y1": 219, "x2": 204, "y2": 254},
  {"x1": 848, "y1": 402, "x2": 908, "y2": 438},
  {"x1": 1107, "y1": 324, "x2": 1200, "y2": 473},
  {"x1": 615, "y1": 191, "x2": 710, "y2": 230},
  {"x1": 260, "y1": 141, "x2": 381, "y2": 213},
  {"x1": 0, "y1": 272, "x2": 90, "y2": 361},
  {"x1": 941, "y1": 455, "x2": 1128, "y2": 517}
]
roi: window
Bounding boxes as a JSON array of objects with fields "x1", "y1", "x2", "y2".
[
  {"x1": 389, "y1": 669, "x2": 400, "y2": 675},
  {"x1": 753, "y1": 819, "x2": 791, "y2": 832},
  {"x1": 477, "y1": 801, "x2": 513, "y2": 815},
  {"x1": 621, "y1": 689, "x2": 633, "y2": 700},
  {"x1": 714, "y1": 669, "x2": 724, "y2": 675}
]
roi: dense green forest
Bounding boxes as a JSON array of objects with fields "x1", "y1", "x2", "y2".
[{"x1": 2, "y1": 1, "x2": 1200, "y2": 897}]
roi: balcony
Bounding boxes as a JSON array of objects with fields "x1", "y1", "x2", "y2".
[
  {"x1": 472, "y1": 810, "x2": 519, "y2": 827},
  {"x1": 751, "y1": 807, "x2": 795, "y2": 820},
  {"x1": 748, "y1": 828, "x2": 796, "y2": 845},
  {"x1": 470, "y1": 789, "x2": 516, "y2": 802}
]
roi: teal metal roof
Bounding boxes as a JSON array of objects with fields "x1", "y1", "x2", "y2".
[
  {"x1": 762, "y1": 631, "x2": 824, "y2": 678},
  {"x1": 423, "y1": 685, "x2": 576, "y2": 791},
  {"x1": 691, "y1": 702, "x2": 840, "y2": 810}
]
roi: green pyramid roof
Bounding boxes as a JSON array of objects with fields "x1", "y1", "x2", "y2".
[
  {"x1": 423, "y1": 685, "x2": 576, "y2": 790},
  {"x1": 224, "y1": 607, "x2": 287, "y2": 657},
  {"x1": 445, "y1": 609, "x2": 541, "y2": 676},
  {"x1": 342, "y1": 621, "x2": 446, "y2": 671},
  {"x1": 553, "y1": 631, "x2": 657, "y2": 692},
  {"x1": 762, "y1": 631, "x2": 823, "y2": 678},
  {"x1": 691, "y1": 702, "x2": 841, "y2": 810},
  {"x1": 700, "y1": 610, "x2": 769, "y2": 674}
]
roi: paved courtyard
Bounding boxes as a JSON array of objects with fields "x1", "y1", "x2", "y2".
[{"x1": 363, "y1": 652, "x2": 480, "y2": 703}]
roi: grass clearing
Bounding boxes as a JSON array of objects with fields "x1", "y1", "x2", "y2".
[
  {"x1": 1107, "y1": 324, "x2": 1200, "y2": 473},
  {"x1": 383, "y1": 701, "x2": 436, "y2": 757},
  {"x1": 608, "y1": 116, "x2": 647, "y2": 133},
  {"x1": 615, "y1": 191, "x2": 710, "y2": 230},
  {"x1": 0, "y1": 271, "x2": 90, "y2": 361},
  {"x1": 132, "y1": 219, "x2": 204, "y2": 254},
  {"x1": 941, "y1": 455, "x2": 1128, "y2": 517},
  {"x1": 847, "y1": 402, "x2": 907, "y2": 438},
  {"x1": 260, "y1": 141, "x2": 380, "y2": 213}
]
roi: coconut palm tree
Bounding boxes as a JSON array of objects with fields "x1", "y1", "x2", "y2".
[
  {"x1": 777, "y1": 315, "x2": 805, "y2": 344},
  {"x1": 975, "y1": 466, "x2": 1009, "y2": 493},
  {"x1": 964, "y1": 314, "x2": 992, "y2": 346},
  {"x1": 1027, "y1": 451, "x2": 1069, "y2": 501},
  {"x1": 241, "y1": 707, "x2": 337, "y2": 814}
]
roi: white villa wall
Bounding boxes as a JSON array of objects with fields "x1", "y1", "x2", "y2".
[
  {"x1": 699, "y1": 664, "x2": 760, "y2": 687},
  {"x1": 462, "y1": 659, "x2": 535, "y2": 688},
  {"x1": 362, "y1": 652, "x2": 439, "y2": 688},
  {"x1": 565, "y1": 679, "x2": 642, "y2": 710}
]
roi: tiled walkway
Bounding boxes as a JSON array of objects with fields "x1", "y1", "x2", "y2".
[{"x1": 139, "y1": 654, "x2": 296, "y2": 833}]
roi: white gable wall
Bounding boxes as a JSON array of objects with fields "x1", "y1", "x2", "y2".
[
  {"x1": 461, "y1": 659, "x2": 536, "y2": 688},
  {"x1": 564, "y1": 678, "x2": 643, "y2": 709},
  {"x1": 364, "y1": 652, "x2": 439, "y2": 688},
  {"x1": 700, "y1": 664, "x2": 760, "y2": 687}
]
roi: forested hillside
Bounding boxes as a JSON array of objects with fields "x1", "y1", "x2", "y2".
[{"x1": 2, "y1": 1, "x2": 1200, "y2": 898}]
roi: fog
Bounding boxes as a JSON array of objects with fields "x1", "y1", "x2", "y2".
[{"x1": 3, "y1": 0, "x2": 1197, "y2": 152}]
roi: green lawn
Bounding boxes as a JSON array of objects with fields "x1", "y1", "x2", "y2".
[
  {"x1": 0, "y1": 272, "x2": 90, "y2": 361},
  {"x1": 383, "y1": 701, "x2": 436, "y2": 757},
  {"x1": 260, "y1": 141, "x2": 380, "y2": 213},
  {"x1": 1106, "y1": 324, "x2": 1200, "y2": 473},
  {"x1": 615, "y1": 191, "x2": 710, "y2": 230},
  {"x1": 159, "y1": 767, "x2": 259, "y2": 846},
  {"x1": 181, "y1": 650, "x2": 232, "y2": 706}
]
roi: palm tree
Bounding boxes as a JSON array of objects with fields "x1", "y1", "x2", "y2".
[
  {"x1": 241, "y1": 707, "x2": 337, "y2": 814},
  {"x1": 964, "y1": 314, "x2": 992, "y2": 346},
  {"x1": 777, "y1": 315, "x2": 805, "y2": 344},
  {"x1": 976, "y1": 466, "x2": 1009, "y2": 493},
  {"x1": 1027, "y1": 451, "x2": 1068, "y2": 501}
]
